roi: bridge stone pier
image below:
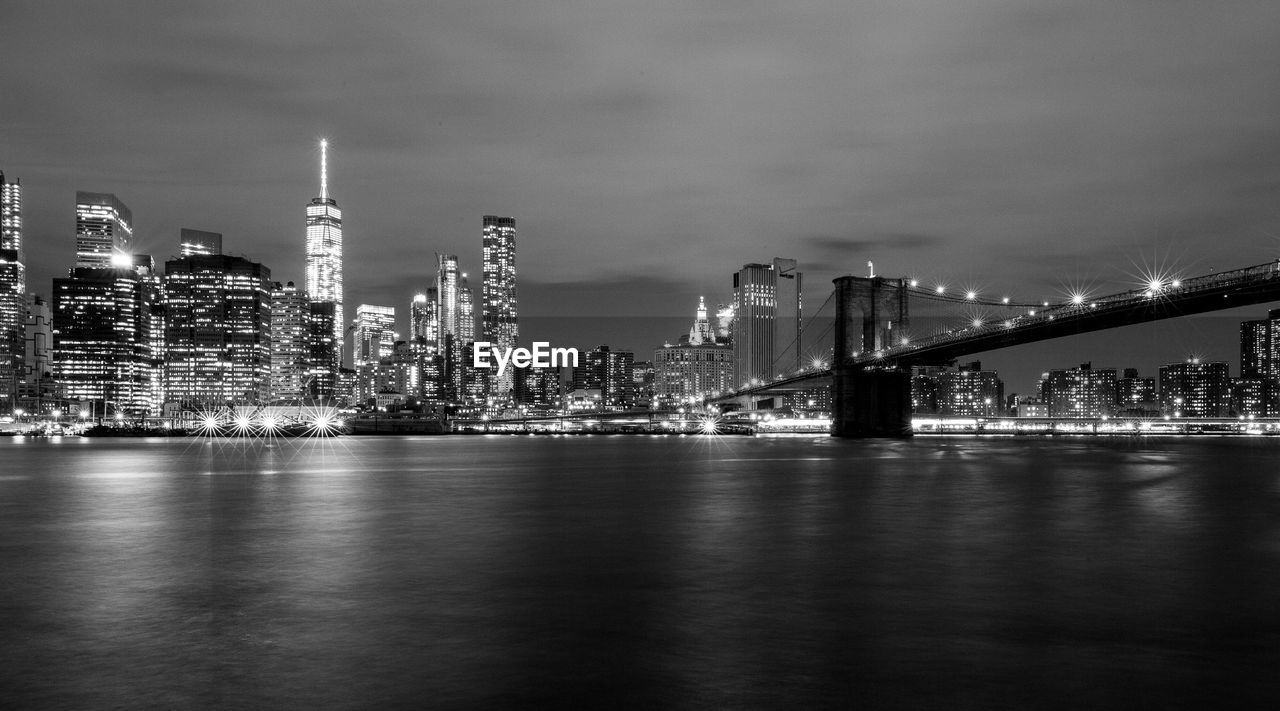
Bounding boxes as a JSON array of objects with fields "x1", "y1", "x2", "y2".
[{"x1": 832, "y1": 275, "x2": 913, "y2": 437}]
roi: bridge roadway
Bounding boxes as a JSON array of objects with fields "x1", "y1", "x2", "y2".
[{"x1": 716, "y1": 258, "x2": 1280, "y2": 406}]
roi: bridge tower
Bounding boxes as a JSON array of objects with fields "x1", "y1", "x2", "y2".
[{"x1": 832, "y1": 276, "x2": 913, "y2": 437}]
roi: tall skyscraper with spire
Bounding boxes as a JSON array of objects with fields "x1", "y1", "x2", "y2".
[
  {"x1": 305, "y1": 139, "x2": 344, "y2": 368},
  {"x1": 482, "y1": 215, "x2": 518, "y2": 397}
]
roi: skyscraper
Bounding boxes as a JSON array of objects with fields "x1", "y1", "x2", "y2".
[
  {"x1": 75, "y1": 192, "x2": 132, "y2": 268},
  {"x1": 307, "y1": 302, "x2": 337, "y2": 400},
  {"x1": 163, "y1": 254, "x2": 272, "y2": 408},
  {"x1": 1, "y1": 171, "x2": 24, "y2": 409},
  {"x1": 457, "y1": 274, "x2": 475, "y2": 345},
  {"x1": 436, "y1": 254, "x2": 460, "y2": 339},
  {"x1": 53, "y1": 260, "x2": 161, "y2": 415},
  {"x1": 179, "y1": 229, "x2": 223, "y2": 257},
  {"x1": 270, "y1": 281, "x2": 311, "y2": 402},
  {"x1": 354, "y1": 304, "x2": 396, "y2": 366},
  {"x1": 305, "y1": 140, "x2": 344, "y2": 366},
  {"x1": 482, "y1": 215, "x2": 518, "y2": 394},
  {"x1": 732, "y1": 258, "x2": 802, "y2": 387}
]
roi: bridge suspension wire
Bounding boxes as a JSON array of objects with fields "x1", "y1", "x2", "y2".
[
  {"x1": 905, "y1": 285, "x2": 1041, "y2": 309},
  {"x1": 771, "y1": 289, "x2": 836, "y2": 373}
]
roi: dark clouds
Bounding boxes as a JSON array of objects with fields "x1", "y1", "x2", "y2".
[{"x1": 4, "y1": 0, "x2": 1280, "y2": 354}]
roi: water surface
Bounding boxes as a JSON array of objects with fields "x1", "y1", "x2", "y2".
[{"x1": 1, "y1": 435, "x2": 1278, "y2": 708}]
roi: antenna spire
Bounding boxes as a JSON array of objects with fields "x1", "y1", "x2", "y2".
[{"x1": 319, "y1": 139, "x2": 329, "y2": 200}]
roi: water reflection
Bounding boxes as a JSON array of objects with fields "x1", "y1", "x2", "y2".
[{"x1": 1, "y1": 436, "x2": 1278, "y2": 707}]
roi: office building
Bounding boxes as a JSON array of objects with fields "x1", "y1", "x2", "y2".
[
  {"x1": 270, "y1": 282, "x2": 311, "y2": 402},
  {"x1": 179, "y1": 229, "x2": 223, "y2": 257},
  {"x1": 733, "y1": 258, "x2": 801, "y2": 387},
  {"x1": 1239, "y1": 312, "x2": 1280, "y2": 415},
  {"x1": 163, "y1": 254, "x2": 272, "y2": 408},
  {"x1": 436, "y1": 254, "x2": 460, "y2": 339},
  {"x1": 305, "y1": 140, "x2": 344, "y2": 365},
  {"x1": 1, "y1": 172, "x2": 23, "y2": 408},
  {"x1": 482, "y1": 215, "x2": 518, "y2": 395},
  {"x1": 75, "y1": 191, "x2": 133, "y2": 268},
  {"x1": 354, "y1": 304, "x2": 396, "y2": 367},
  {"x1": 457, "y1": 274, "x2": 475, "y2": 345},
  {"x1": 1159, "y1": 359, "x2": 1230, "y2": 418},
  {"x1": 52, "y1": 261, "x2": 160, "y2": 415},
  {"x1": 307, "y1": 302, "x2": 337, "y2": 399},
  {"x1": 654, "y1": 297, "x2": 734, "y2": 406},
  {"x1": 573, "y1": 345, "x2": 635, "y2": 410}
]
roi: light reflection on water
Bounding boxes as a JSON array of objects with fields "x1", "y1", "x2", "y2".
[{"x1": 1, "y1": 435, "x2": 1279, "y2": 708}]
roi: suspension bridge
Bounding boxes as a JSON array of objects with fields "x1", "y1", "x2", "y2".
[{"x1": 711, "y1": 258, "x2": 1280, "y2": 437}]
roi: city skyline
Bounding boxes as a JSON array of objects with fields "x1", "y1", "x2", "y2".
[{"x1": 5, "y1": 3, "x2": 1280, "y2": 331}]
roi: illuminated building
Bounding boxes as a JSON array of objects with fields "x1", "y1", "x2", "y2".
[
  {"x1": 1159, "y1": 359, "x2": 1230, "y2": 418},
  {"x1": 411, "y1": 290, "x2": 443, "y2": 401},
  {"x1": 52, "y1": 261, "x2": 160, "y2": 415},
  {"x1": 305, "y1": 139, "x2": 344, "y2": 366},
  {"x1": 75, "y1": 191, "x2": 132, "y2": 268},
  {"x1": 1040, "y1": 362, "x2": 1117, "y2": 417},
  {"x1": 936, "y1": 362, "x2": 1003, "y2": 416},
  {"x1": 436, "y1": 254, "x2": 460, "y2": 339},
  {"x1": 307, "y1": 302, "x2": 336, "y2": 399},
  {"x1": 270, "y1": 281, "x2": 311, "y2": 401},
  {"x1": 1, "y1": 171, "x2": 23, "y2": 408},
  {"x1": 179, "y1": 228, "x2": 223, "y2": 257},
  {"x1": 514, "y1": 365, "x2": 562, "y2": 412},
  {"x1": 482, "y1": 215, "x2": 518, "y2": 396},
  {"x1": 732, "y1": 258, "x2": 801, "y2": 387},
  {"x1": 1240, "y1": 312, "x2": 1280, "y2": 415},
  {"x1": 354, "y1": 304, "x2": 396, "y2": 402},
  {"x1": 1116, "y1": 368, "x2": 1158, "y2": 416},
  {"x1": 910, "y1": 366, "x2": 942, "y2": 414},
  {"x1": 19, "y1": 294, "x2": 56, "y2": 409},
  {"x1": 410, "y1": 292, "x2": 438, "y2": 355},
  {"x1": 163, "y1": 254, "x2": 272, "y2": 408},
  {"x1": 457, "y1": 275, "x2": 475, "y2": 344},
  {"x1": 1240, "y1": 318, "x2": 1270, "y2": 379},
  {"x1": 654, "y1": 298, "x2": 734, "y2": 406},
  {"x1": 1231, "y1": 378, "x2": 1268, "y2": 417},
  {"x1": 354, "y1": 304, "x2": 396, "y2": 366},
  {"x1": 573, "y1": 345, "x2": 634, "y2": 410}
]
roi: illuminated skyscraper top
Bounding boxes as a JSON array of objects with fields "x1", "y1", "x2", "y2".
[
  {"x1": 305, "y1": 139, "x2": 344, "y2": 363},
  {"x1": 75, "y1": 191, "x2": 132, "y2": 268}
]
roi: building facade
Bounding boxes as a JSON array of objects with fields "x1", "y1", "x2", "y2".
[
  {"x1": 1, "y1": 171, "x2": 23, "y2": 409},
  {"x1": 179, "y1": 228, "x2": 223, "y2": 257},
  {"x1": 75, "y1": 191, "x2": 132, "y2": 269},
  {"x1": 52, "y1": 263, "x2": 160, "y2": 415},
  {"x1": 481, "y1": 215, "x2": 518, "y2": 396},
  {"x1": 732, "y1": 258, "x2": 801, "y2": 388},
  {"x1": 163, "y1": 254, "x2": 272, "y2": 408},
  {"x1": 270, "y1": 281, "x2": 311, "y2": 402},
  {"x1": 654, "y1": 298, "x2": 735, "y2": 407},
  {"x1": 1040, "y1": 363, "x2": 1118, "y2": 418},
  {"x1": 935, "y1": 363, "x2": 1003, "y2": 416},
  {"x1": 1159, "y1": 359, "x2": 1230, "y2": 418}
]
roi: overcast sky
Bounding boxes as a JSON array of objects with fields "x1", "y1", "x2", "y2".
[{"x1": 4, "y1": 1, "x2": 1280, "y2": 382}]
